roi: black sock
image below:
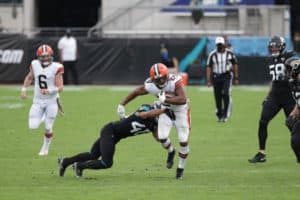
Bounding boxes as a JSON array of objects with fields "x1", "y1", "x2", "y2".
[
  {"x1": 80, "y1": 160, "x2": 112, "y2": 170},
  {"x1": 64, "y1": 152, "x2": 93, "y2": 167}
]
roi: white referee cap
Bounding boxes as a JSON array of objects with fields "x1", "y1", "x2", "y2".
[{"x1": 215, "y1": 36, "x2": 225, "y2": 45}]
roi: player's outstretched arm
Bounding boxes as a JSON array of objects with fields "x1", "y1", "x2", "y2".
[
  {"x1": 21, "y1": 68, "x2": 33, "y2": 99},
  {"x1": 118, "y1": 85, "x2": 148, "y2": 118}
]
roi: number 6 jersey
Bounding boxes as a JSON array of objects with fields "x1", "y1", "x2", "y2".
[{"x1": 30, "y1": 60, "x2": 64, "y2": 104}]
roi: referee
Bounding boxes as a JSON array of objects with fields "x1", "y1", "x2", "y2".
[{"x1": 206, "y1": 36, "x2": 239, "y2": 122}]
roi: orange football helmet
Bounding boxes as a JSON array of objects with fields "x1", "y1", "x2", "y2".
[
  {"x1": 36, "y1": 44, "x2": 53, "y2": 66},
  {"x1": 149, "y1": 63, "x2": 169, "y2": 89}
]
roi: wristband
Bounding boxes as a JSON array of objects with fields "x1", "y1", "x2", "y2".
[
  {"x1": 21, "y1": 86, "x2": 27, "y2": 92},
  {"x1": 48, "y1": 87, "x2": 58, "y2": 94}
]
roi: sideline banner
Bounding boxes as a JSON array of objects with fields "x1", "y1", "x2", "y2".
[
  {"x1": 0, "y1": 34, "x2": 28, "y2": 83},
  {"x1": 0, "y1": 35, "x2": 270, "y2": 85}
]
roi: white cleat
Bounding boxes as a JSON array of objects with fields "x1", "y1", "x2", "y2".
[{"x1": 38, "y1": 150, "x2": 48, "y2": 156}]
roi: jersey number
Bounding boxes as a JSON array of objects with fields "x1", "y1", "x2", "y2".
[
  {"x1": 130, "y1": 121, "x2": 148, "y2": 135},
  {"x1": 38, "y1": 75, "x2": 48, "y2": 89},
  {"x1": 269, "y1": 63, "x2": 285, "y2": 81}
]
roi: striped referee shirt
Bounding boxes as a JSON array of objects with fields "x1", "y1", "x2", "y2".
[{"x1": 207, "y1": 49, "x2": 238, "y2": 74}]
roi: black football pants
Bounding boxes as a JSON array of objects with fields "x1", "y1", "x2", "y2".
[
  {"x1": 258, "y1": 93, "x2": 295, "y2": 150},
  {"x1": 63, "y1": 123, "x2": 115, "y2": 169},
  {"x1": 290, "y1": 119, "x2": 300, "y2": 162}
]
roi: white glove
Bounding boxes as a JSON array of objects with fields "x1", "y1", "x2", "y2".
[
  {"x1": 117, "y1": 104, "x2": 126, "y2": 119},
  {"x1": 158, "y1": 91, "x2": 166, "y2": 103}
]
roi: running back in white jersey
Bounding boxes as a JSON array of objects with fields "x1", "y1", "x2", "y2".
[
  {"x1": 144, "y1": 73, "x2": 187, "y2": 111},
  {"x1": 31, "y1": 60, "x2": 64, "y2": 104},
  {"x1": 144, "y1": 73, "x2": 191, "y2": 142}
]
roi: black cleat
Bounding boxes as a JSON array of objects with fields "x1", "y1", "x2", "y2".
[
  {"x1": 73, "y1": 162, "x2": 83, "y2": 178},
  {"x1": 175, "y1": 168, "x2": 184, "y2": 179},
  {"x1": 248, "y1": 152, "x2": 266, "y2": 163},
  {"x1": 58, "y1": 157, "x2": 66, "y2": 177},
  {"x1": 166, "y1": 149, "x2": 176, "y2": 169}
]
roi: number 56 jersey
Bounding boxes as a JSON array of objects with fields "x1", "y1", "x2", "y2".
[
  {"x1": 268, "y1": 51, "x2": 297, "y2": 95},
  {"x1": 31, "y1": 60, "x2": 64, "y2": 104}
]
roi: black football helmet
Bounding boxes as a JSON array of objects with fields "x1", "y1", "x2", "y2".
[
  {"x1": 268, "y1": 36, "x2": 286, "y2": 57},
  {"x1": 285, "y1": 57, "x2": 300, "y2": 79}
]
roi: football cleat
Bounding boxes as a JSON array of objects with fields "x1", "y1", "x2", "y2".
[
  {"x1": 175, "y1": 168, "x2": 184, "y2": 180},
  {"x1": 166, "y1": 149, "x2": 176, "y2": 169},
  {"x1": 58, "y1": 157, "x2": 66, "y2": 177},
  {"x1": 248, "y1": 152, "x2": 266, "y2": 163},
  {"x1": 222, "y1": 117, "x2": 228, "y2": 123},
  {"x1": 73, "y1": 162, "x2": 83, "y2": 178},
  {"x1": 38, "y1": 149, "x2": 48, "y2": 156}
]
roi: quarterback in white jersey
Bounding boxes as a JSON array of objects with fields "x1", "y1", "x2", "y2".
[
  {"x1": 117, "y1": 63, "x2": 191, "y2": 179},
  {"x1": 21, "y1": 44, "x2": 64, "y2": 156}
]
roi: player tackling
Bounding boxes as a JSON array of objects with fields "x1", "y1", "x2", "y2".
[{"x1": 117, "y1": 63, "x2": 191, "y2": 179}]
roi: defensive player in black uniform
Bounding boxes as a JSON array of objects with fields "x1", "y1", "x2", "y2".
[
  {"x1": 285, "y1": 57, "x2": 300, "y2": 163},
  {"x1": 58, "y1": 103, "x2": 176, "y2": 177},
  {"x1": 248, "y1": 36, "x2": 298, "y2": 163}
]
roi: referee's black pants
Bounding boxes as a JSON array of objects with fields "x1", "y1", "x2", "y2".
[{"x1": 212, "y1": 72, "x2": 233, "y2": 120}]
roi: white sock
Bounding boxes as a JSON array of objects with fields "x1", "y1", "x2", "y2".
[
  {"x1": 161, "y1": 138, "x2": 174, "y2": 153},
  {"x1": 41, "y1": 133, "x2": 53, "y2": 151},
  {"x1": 178, "y1": 145, "x2": 189, "y2": 169}
]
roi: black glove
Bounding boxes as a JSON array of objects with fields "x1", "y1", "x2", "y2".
[
  {"x1": 286, "y1": 115, "x2": 298, "y2": 131},
  {"x1": 164, "y1": 108, "x2": 176, "y2": 121}
]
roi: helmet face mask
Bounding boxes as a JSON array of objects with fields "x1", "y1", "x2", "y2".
[
  {"x1": 268, "y1": 36, "x2": 286, "y2": 57},
  {"x1": 36, "y1": 44, "x2": 53, "y2": 67},
  {"x1": 285, "y1": 57, "x2": 300, "y2": 80},
  {"x1": 149, "y1": 63, "x2": 169, "y2": 89},
  {"x1": 152, "y1": 75, "x2": 168, "y2": 89}
]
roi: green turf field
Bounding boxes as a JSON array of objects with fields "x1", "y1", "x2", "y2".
[{"x1": 1, "y1": 85, "x2": 300, "y2": 200}]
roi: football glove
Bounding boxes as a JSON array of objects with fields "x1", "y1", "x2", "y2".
[
  {"x1": 117, "y1": 104, "x2": 126, "y2": 119},
  {"x1": 165, "y1": 108, "x2": 176, "y2": 121},
  {"x1": 158, "y1": 91, "x2": 166, "y2": 103}
]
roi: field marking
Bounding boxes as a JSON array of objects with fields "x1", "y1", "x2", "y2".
[
  {"x1": 198, "y1": 85, "x2": 268, "y2": 92},
  {"x1": 0, "y1": 85, "x2": 268, "y2": 90},
  {"x1": 0, "y1": 103, "x2": 24, "y2": 109}
]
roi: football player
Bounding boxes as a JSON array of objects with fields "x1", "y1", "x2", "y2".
[
  {"x1": 248, "y1": 36, "x2": 298, "y2": 163},
  {"x1": 21, "y1": 44, "x2": 64, "y2": 156},
  {"x1": 58, "y1": 103, "x2": 176, "y2": 177},
  {"x1": 285, "y1": 57, "x2": 300, "y2": 163},
  {"x1": 117, "y1": 63, "x2": 191, "y2": 179}
]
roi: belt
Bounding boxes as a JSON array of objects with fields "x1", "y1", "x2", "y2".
[{"x1": 213, "y1": 71, "x2": 231, "y2": 76}]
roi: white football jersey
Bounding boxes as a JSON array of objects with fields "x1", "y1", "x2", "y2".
[
  {"x1": 144, "y1": 74, "x2": 187, "y2": 111},
  {"x1": 31, "y1": 60, "x2": 64, "y2": 104}
]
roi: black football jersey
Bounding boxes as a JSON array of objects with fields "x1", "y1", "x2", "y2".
[
  {"x1": 111, "y1": 113, "x2": 157, "y2": 140},
  {"x1": 268, "y1": 51, "x2": 297, "y2": 94}
]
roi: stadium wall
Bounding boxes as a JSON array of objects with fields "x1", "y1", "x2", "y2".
[{"x1": 0, "y1": 35, "x2": 270, "y2": 85}]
